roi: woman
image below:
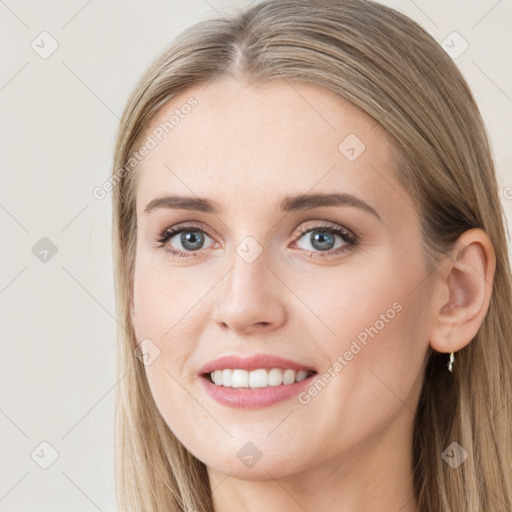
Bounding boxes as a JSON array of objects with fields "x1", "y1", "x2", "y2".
[{"x1": 111, "y1": 0, "x2": 512, "y2": 510}]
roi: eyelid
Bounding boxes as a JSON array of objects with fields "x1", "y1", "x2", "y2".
[
  {"x1": 158, "y1": 220, "x2": 354, "y2": 242},
  {"x1": 295, "y1": 220, "x2": 357, "y2": 239},
  {"x1": 156, "y1": 221, "x2": 216, "y2": 245},
  {"x1": 156, "y1": 219, "x2": 359, "y2": 258},
  {"x1": 160, "y1": 220, "x2": 212, "y2": 236}
]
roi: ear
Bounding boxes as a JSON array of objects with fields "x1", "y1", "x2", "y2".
[{"x1": 429, "y1": 228, "x2": 496, "y2": 354}]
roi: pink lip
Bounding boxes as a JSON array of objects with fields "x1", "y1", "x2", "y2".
[
  {"x1": 197, "y1": 354, "x2": 318, "y2": 409},
  {"x1": 197, "y1": 354, "x2": 317, "y2": 376},
  {"x1": 199, "y1": 374, "x2": 317, "y2": 409}
]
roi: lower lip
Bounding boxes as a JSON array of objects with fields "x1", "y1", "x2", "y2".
[{"x1": 199, "y1": 373, "x2": 317, "y2": 409}]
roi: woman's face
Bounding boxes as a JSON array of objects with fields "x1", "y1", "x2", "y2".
[{"x1": 130, "y1": 77, "x2": 434, "y2": 481}]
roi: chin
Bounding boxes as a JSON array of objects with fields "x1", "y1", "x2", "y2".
[{"x1": 200, "y1": 447, "x2": 308, "y2": 481}]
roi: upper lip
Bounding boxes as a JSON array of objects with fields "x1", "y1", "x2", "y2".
[{"x1": 197, "y1": 354, "x2": 317, "y2": 376}]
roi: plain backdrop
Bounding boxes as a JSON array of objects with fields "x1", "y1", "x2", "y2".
[{"x1": 0, "y1": 1, "x2": 510, "y2": 510}]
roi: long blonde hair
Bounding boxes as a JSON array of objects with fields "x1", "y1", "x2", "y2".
[{"x1": 111, "y1": 1, "x2": 512, "y2": 510}]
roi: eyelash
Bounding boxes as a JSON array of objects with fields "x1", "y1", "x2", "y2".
[{"x1": 155, "y1": 221, "x2": 359, "y2": 260}]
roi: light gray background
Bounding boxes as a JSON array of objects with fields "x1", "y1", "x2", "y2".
[{"x1": 0, "y1": 1, "x2": 510, "y2": 510}]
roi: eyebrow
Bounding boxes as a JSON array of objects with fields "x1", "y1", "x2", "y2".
[{"x1": 144, "y1": 192, "x2": 382, "y2": 221}]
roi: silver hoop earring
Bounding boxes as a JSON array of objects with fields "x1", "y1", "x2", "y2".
[{"x1": 448, "y1": 352, "x2": 455, "y2": 372}]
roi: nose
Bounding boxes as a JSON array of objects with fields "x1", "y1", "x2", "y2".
[{"x1": 211, "y1": 245, "x2": 287, "y2": 334}]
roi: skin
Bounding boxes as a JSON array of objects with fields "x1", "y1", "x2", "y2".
[{"x1": 129, "y1": 77, "x2": 495, "y2": 512}]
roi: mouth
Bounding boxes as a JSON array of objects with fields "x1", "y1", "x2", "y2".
[
  {"x1": 199, "y1": 367, "x2": 319, "y2": 409},
  {"x1": 201, "y1": 368, "x2": 318, "y2": 388}
]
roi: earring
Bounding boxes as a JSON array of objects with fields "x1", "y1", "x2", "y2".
[{"x1": 448, "y1": 352, "x2": 455, "y2": 372}]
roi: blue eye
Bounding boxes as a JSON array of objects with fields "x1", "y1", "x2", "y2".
[
  {"x1": 156, "y1": 222, "x2": 358, "y2": 260},
  {"x1": 157, "y1": 225, "x2": 214, "y2": 258},
  {"x1": 293, "y1": 223, "x2": 358, "y2": 259}
]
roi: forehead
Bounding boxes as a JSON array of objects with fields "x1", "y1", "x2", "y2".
[{"x1": 134, "y1": 77, "x2": 409, "y2": 226}]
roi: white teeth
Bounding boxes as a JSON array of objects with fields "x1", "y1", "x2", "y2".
[
  {"x1": 222, "y1": 369, "x2": 232, "y2": 387},
  {"x1": 295, "y1": 370, "x2": 309, "y2": 382},
  {"x1": 249, "y1": 369, "x2": 268, "y2": 388},
  {"x1": 208, "y1": 368, "x2": 313, "y2": 388},
  {"x1": 268, "y1": 368, "x2": 283, "y2": 386},
  {"x1": 213, "y1": 370, "x2": 223, "y2": 386},
  {"x1": 232, "y1": 369, "x2": 249, "y2": 388},
  {"x1": 282, "y1": 369, "x2": 296, "y2": 385}
]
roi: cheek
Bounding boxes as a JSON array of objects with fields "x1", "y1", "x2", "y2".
[
  {"x1": 131, "y1": 262, "x2": 208, "y2": 410},
  {"x1": 291, "y1": 274, "x2": 428, "y2": 454},
  {"x1": 132, "y1": 258, "x2": 211, "y2": 340},
  {"x1": 285, "y1": 250, "x2": 405, "y2": 343},
  {"x1": 132, "y1": 262, "x2": 205, "y2": 442},
  {"x1": 296, "y1": 247, "x2": 429, "y2": 392}
]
